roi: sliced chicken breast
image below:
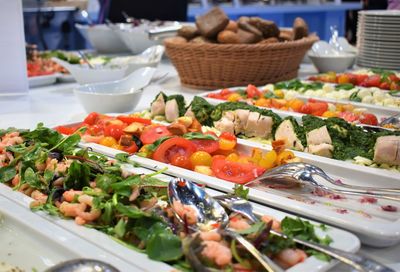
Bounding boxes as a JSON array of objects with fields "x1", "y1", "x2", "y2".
[
  {"x1": 184, "y1": 106, "x2": 195, "y2": 118},
  {"x1": 307, "y1": 143, "x2": 333, "y2": 158},
  {"x1": 306, "y1": 126, "x2": 332, "y2": 146},
  {"x1": 150, "y1": 94, "x2": 166, "y2": 116},
  {"x1": 244, "y1": 112, "x2": 260, "y2": 137},
  {"x1": 275, "y1": 120, "x2": 304, "y2": 151},
  {"x1": 234, "y1": 109, "x2": 250, "y2": 134},
  {"x1": 165, "y1": 99, "x2": 180, "y2": 122},
  {"x1": 214, "y1": 117, "x2": 235, "y2": 134},
  {"x1": 255, "y1": 115, "x2": 273, "y2": 138},
  {"x1": 374, "y1": 135, "x2": 400, "y2": 166}
]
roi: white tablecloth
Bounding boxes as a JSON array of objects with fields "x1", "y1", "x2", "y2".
[{"x1": 1, "y1": 60, "x2": 399, "y2": 271}]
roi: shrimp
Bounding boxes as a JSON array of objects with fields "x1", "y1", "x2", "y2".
[
  {"x1": 172, "y1": 199, "x2": 197, "y2": 225},
  {"x1": 140, "y1": 197, "x2": 157, "y2": 211},
  {"x1": 229, "y1": 216, "x2": 251, "y2": 231},
  {"x1": 11, "y1": 174, "x2": 20, "y2": 187},
  {"x1": 19, "y1": 184, "x2": 34, "y2": 196},
  {"x1": 31, "y1": 190, "x2": 48, "y2": 204},
  {"x1": 55, "y1": 159, "x2": 72, "y2": 174},
  {"x1": 200, "y1": 231, "x2": 221, "y2": 242},
  {"x1": 261, "y1": 215, "x2": 281, "y2": 232},
  {"x1": 201, "y1": 240, "x2": 232, "y2": 267},
  {"x1": 129, "y1": 186, "x2": 140, "y2": 202},
  {"x1": 59, "y1": 202, "x2": 86, "y2": 217},
  {"x1": 75, "y1": 194, "x2": 101, "y2": 224},
  {"x1": 274, "y1": 248, "x2": 307, "y2": 269},
  {"x1": 62, "y1": 189, "x2": 83, "y2": 202},
  {"x1": 81, "y1": 135, "x2": 103, "y2": 144}
]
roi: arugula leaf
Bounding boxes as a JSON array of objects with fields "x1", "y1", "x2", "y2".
[
  {"x1": 183, "y1": 132, "x2": 217, "y2": 141},
  {"x1": 115, "y1": 153, "x2": 129, "y2": 163},
  {"x1": 236, "y1": 221, "x2": 265, "y2": 235},
  {"x1": 24, "y1": 167, "x2": 46, "y2": 190},
  {"x1": 232, "y1": 184, "x2": 249, "y2": 200},
  {"x1": 264, "y1": 92, "x2": 278, "y2": 99},
  {"x1": 22, "y1": 123, "x2": 62, "y2": 147},
  {"x1": 146, "y1": 231, "x2": 183, "y2": 261},
  {"x1": 146, "y1": 136, "x2": 172, "y2": 152},
  {"x1": 64, "y1": 161, "x2": 91, "y2": 190},
  {"x1": 0, "y1": 165, "x2": 16, "y2": 183},
  {"x1": 110, "y1": 175, "x2": 141, "y2": 196},
  {"x1": 115, "y1": 203, "x2": 153, "y2": 219},
  {"x1": 114, "y1": 218, "x2": 127, "y2": 238}
]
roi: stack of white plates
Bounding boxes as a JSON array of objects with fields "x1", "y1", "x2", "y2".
[{"x1": 357, "y1": 10, "x2": 400, "y2": 70}]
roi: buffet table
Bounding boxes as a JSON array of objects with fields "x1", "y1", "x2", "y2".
[{"x1": 1, "y1": 59, "x2": 400, "y2": 271}]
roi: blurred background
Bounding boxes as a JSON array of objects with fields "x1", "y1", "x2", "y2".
[{"x1": 22, "y1": 0, "x2": 388, "y2": 51}]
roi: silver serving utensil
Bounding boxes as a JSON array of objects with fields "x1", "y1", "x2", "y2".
[
  {"x1": 168, "y1": 178, "x2": 283, "y2": 272},
  {"x1": 77, "y1": 50, "x2": 95, "y2": 69},
  {"x1": 246, "y1": 162, "x2": 400, "y2": 201},
  {"x1": 45, "y1": 258, "x2": 119, "y2": 272},
  {"x1": 214, "y1": 194, "x2": 395, "y2": 272},
  {"x1": 379, "y1": 113, "x2": 400, "y2": 129},
  {"x1": 80, "y1": 10, "x2": 94, "y2": 26}
]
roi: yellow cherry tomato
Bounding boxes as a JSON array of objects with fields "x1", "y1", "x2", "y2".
[
  {"x1": 111, "y1": 143, "x2": 123, "y2": 150},
  {"x1": 249, "y1": 148, "x2": 262, "y2": 164},
  {"x1": 190, "y1": 151, "x2": 212, "y2": 167},
  {"x1": 258, "y1": 150, "x2": 277, "y2": 169},
  {"x1": 100, "y1": 136, "x2": 117, "y2": 147},
  {"x1": 337, "y1": 74, "x2": 350, "y2": 84},
  {"x1": 237, "y1": 157, "x2": 249, "y2": 164},
  {"x1": 274, "y1": 89, "x2": 284, "y2": 98},
  {"x1": 276, "y1": 150, "x2": 295, "y2": 165},
  {"x1": 227, "y1": 93, "x2": 241, "y2": 102},
  {"x1": 255, "y1": 98, "x2": 270, "y2": 107},
  {"x1": 322, "y1": 111, "x2": 337, "y2": 118},
  {"x1": 194, "y1": 165, "x2": 213, "y2": 176},
  {"x1": 226, "y1": 153, "x2": 240, "y2": 162},
  {"x1": 219, "y1": 138, "x2": 236, "y2": 150}
]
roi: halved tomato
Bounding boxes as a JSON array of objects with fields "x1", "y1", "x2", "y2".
[
  {"x1": 359, "y1": 113, "x2": 378, "y2": 126},
  {"x1": 104, "y1": 124, "x2": 125, "y2": 140},
  {"x1": 211, "y1": 158, "x2": 265, "y2": 184},
  {"x1": 54, "y1": 125, "x2": 77, "y2": 135},
  {"x1": 83, "y1": 112, "x2": 99, "y2": 126},
  {"x1": 140, "y1": 125, "x2": 172, "y2": 145},
  {"x1": 152, "y1": 137, "x2": 197, "y2": 164},
  {"x1": 246, "y1": 84, "x2": 262, "y2": 98},
  {"x1": 191, "y1": 139, "x2": 219, "y2": 154}
]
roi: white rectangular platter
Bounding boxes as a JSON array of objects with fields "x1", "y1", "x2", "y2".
[
  {"x1": 0, "y1": 163, "x2": 360, "y2": 272},
  {"x1": 28, "y1": 74, "x2": 58, "y2": 88},
  {"x1": 79, "y1": 142, "x2": 400, "y2": 247}
]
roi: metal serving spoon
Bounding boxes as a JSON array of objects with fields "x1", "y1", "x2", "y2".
[
  {"x1": 168, "y1": 178, "x2": 283, "y2": 272},
  {"x1": 215, "y1": 194, "x2": 395, "y2": 272},
  {"x1": 379, "y1": 113, "x2": 400, "y2": 129},
  {"x1": 45, "y1": 258, "x2": 119, "y2": 272}
]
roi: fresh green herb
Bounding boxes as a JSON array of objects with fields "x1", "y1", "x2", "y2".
[
  {"x1": 349, "y1": 91, "x2": 361, "y2": 102},
  {"x1": 146, "y1": 136, "x2": 172, "y2": 152},
  {"x1": 335, "y1": 83, "x2": 354, "y2": 90},
  {"x1": 236, "y1": 221, "x2": 265, "y2": 235},
  {"x1": 64, "y1": 161, "x2": 91, "y2": 190},
  {"x1": 263, "y1": 92, "x2": 278, "y2": 98},
  {"x1": 115, "y1": 153, "x2": 129, "y2": 163},
  {"x1": 146, "y1": 231, "x2": 183, "y2": 261},
  {"x1": 188, "y1": 96, "x2": 215, "y2": 126},
  {"x1": 232, "y1": 184, "x2": 249, "y2": 200},
  {"x1": 0, "y1": 165, "x2": 16, "y2": 183},
  {"x1": 183, "y1": 132, "x2": 217, "y2": 141}
]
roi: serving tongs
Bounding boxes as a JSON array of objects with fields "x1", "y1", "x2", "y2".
[
  {"x1": 246, "y1": 162, "x2": 400, "y2": 201},
  {"x1": 146, "y1": 22, "x2": 183, "y2": 41}
]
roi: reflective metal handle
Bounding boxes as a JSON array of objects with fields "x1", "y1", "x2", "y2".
[{"x1": 226, "y1": 229, "x2": 283, "y2": 272}]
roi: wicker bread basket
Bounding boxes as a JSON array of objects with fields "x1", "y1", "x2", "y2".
[{"x1": 165, "y1": 35, "x2": 319, "y2": 90}]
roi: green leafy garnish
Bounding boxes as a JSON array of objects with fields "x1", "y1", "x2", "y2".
[
  {"x1": 232, "y1": 184, "x2": 249, "y2": 200},
  {"x1": 183, "y1": 132, "x2": 217, "y2": 141}
]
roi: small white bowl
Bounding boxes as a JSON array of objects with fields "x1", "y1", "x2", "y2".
[
  {"x1": 308, "y1": 52, "x2": 357, "y2": 73},
  {"x1": 52, "y1": 46, "x2": 163, "y2": 84},
  {"x1": 75, "y1": 23, "x2": 130, "y2": 53},
  {"x1": 73, "y1": 67, "x2": 156, "y2": 113}
]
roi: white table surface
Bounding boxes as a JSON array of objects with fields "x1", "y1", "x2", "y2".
[{"x1": 1, "y1": 60, "x2": 399, "y2": 271}]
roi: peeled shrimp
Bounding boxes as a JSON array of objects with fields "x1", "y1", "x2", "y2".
[
  {"x1": 200, "y1": 231, "x2": 221, "y2": 242},
  {"x1": 229, "y1": 216, "x2": 251, "y2": 231},
  {"x1": 59, "y1": 202, "x2": 86, "y2": 217},
  {"x1": 81, "y1": 135, "x2": 103, "y2": 144},
  {"x1": 172, "y1": 199, "x2": 197, "y2": 225},
  {"x1": 75, "y1": 194, "x2": 101, "y2": 224},
  {"x1": 62, "y1": 190, "x2": 83, "y2": 202},
  {"x1": 11, "y1": 174, "x2": 20, "y2": 187},
  {"x1": 201, "y1": 240, "x2": 232, "y2": 267},
  {"x1": 261, "y1": 215, "x2": 281, "y2": 232},
  {"x1": 274, "y1": 248, "x2": 307, "y2": 269},
  {"x1": 30, "y1": 190, "x2": 48, "y2": 204}
]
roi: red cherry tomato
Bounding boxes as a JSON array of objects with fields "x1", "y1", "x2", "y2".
[
  {"x1": 390, "y1": 82, "x2": 400, "y2": 91},
  {"x1": 170, "y1": 154, "x2": 192, "y2": 169},
  {"x1": 86, "y1": 124, "x2": 103, "y2": 136},
  {"x1": 246, "y1": 84, "x2": 262, "y2": 98},
  {"x1": 389, "y1": 74, "x2": 400, "y2": 83},
  {"x1": 355, "y1": 74, "x2": 369, "y2": 85},
  {"x1": 299, "y1": 104, "x2": 312, "y2": 114},
  {"x1": 104, "y1": 124, "x2": 124, "y2": 140},
  {"x1": 364, "y1": 75, "x2": 381, "y2": 88},
  {"x1": 122, "y1": 142, "x2": 138, "y2": 154},
  {"x1": 359, "y1": 113, "x2": 378, "y2": 126},
  {"x1": 338, "y1": 112, "x2": 359, "y2": 123},
  {"x1": 54, "y1": 125, "x2": 77, "y2": 135},
  {"x1": 152, "y1": 137, "x2": 197, "y2": 164},
  {"x1": 116, "y1": 115, "x2": 152, "y2": 125},
  {"x1": 84, "y1": 112, "x2": 99, "y2": 126},
  {"x1": 140, "y1": 125, "x2": 172, "y2": 145},
  {"x1": 211, "y1": 158, "x2": 265, "y2": 184},
  {"x1": 191, "y1": 139, "x2": 219, "y2": 154},
  {"x1": 379, "y1": 82, "x2": 390, "y2": 90}
]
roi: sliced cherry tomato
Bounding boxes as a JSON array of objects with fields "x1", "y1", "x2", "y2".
[
  {"x1": 191, "y1": 139, "x2": 219, "y2": 154},
  {"x1": 211, "y1": 158, "x2": 265, "y2": 184},
  {"x1": 54, "y1": 125, "x2": 76, "y2": 135},
  {"x1": 122, "y1": 142, "x2": 138, "y2": 154},
  {"x1": 140, "y1": 125, "x2": 172, "y2": 145},
  {"x1": 364, "y1": 75, "x2": 381, "y2": 88},
  {"x1": 246, "y1": 84, "x2": 261, "y2": 98},
  {"x1": 116, "y1": 115, "x2": 151, "y2": 125},
  {"x1": 152, "y1": 137, "x2": 197, "y2": 164},
  {"x1": 104, "y1": 124, "x2": 124, "y2": 140},
  {"x1": 83, "y1": 112, "x2": 99, "y2": 126},
  {"x1": 389, "y1": 74, "x2": 400, "y2": 83},
  {"x1": 86, "y1": 124, "x2": 103, "y2": 136},
  {"x1": 379, "y1": 82, "x2": 390, "y2": 90},
  {"x1": 299, "y1": 104, "x2": 312, "y2": 114},
  {"x1": 355, "y1": 74, "x2": 368, "y2": 85},
  {"x1": 359, "y1": 113, "x2": 378, "y2": 126},
  {"x1": 219, "y1": 132, "x2": 237, "y2": 150},
  {"x1": 308, "y1": 102, "x2": 328, "y2": 114},
  {"x1": 170, "y1": 154, "x2": 192, "y2": 169},
  {"x1": 338, "y1": 112, "x2": 359, "y2": 123}
]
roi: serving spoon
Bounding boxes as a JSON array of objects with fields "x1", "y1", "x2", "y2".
[
  {"x1": 45, "y1": 258, "x2": 119, "y2": 272},
  {"x1": 168, "y1": 177, "x2": 283, "y2": 272}
]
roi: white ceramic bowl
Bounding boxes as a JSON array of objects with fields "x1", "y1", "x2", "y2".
[
  {"x1": 52, "y1": 46, "x2": 163, "y2": 84},
  {"x1": 74, "y1": 67, "x2": 156, "y2": 113},
  {"x1": 115, "y1": 24, "x2": 159, "y2": 54},
  {"x1": 75, "y1": 23, "x2": 130, "y2": 53},
  {"x1": 308, "y1": 52, "x2": 357, "y2": 73}
]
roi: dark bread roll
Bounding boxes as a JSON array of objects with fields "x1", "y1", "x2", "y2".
[
  {"x1": 178, "y1": 26, "x2": 199, "y2": 40},
  {"x1": 293, "y1": 17, "x2": 309, "y2": 40},
  {"x1": 279, "y1": 29, "x2": 293, "y2": 41},
  {"x1": 238, "y1": 20, "x2": 263, "y2": 38},
  {"x1": 217, "y1": 30, "x2": 240, "y2": 44},
  {"x1": 237, "y1": 28, "x2": 262, "y2": 44},
  {"x1": 195, "y1": 7, "x2": 229, "y2": 38},
  {"x1": 248, "y1": 17, "x2": 280, "y2": 38}
]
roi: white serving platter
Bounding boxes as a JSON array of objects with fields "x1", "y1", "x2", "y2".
[
  {"x1": 79, "y1": 141, "x2": 400, "y2": 247},
  {"x1": 0, "y1": 193, "x2": 143, "y2": 272},
  {"x1": 0, "y1": 166, "x2": 360, "y2": 272},
  {"x1": 28, "y1": 74, "x2": 58, "y2": 88}
]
